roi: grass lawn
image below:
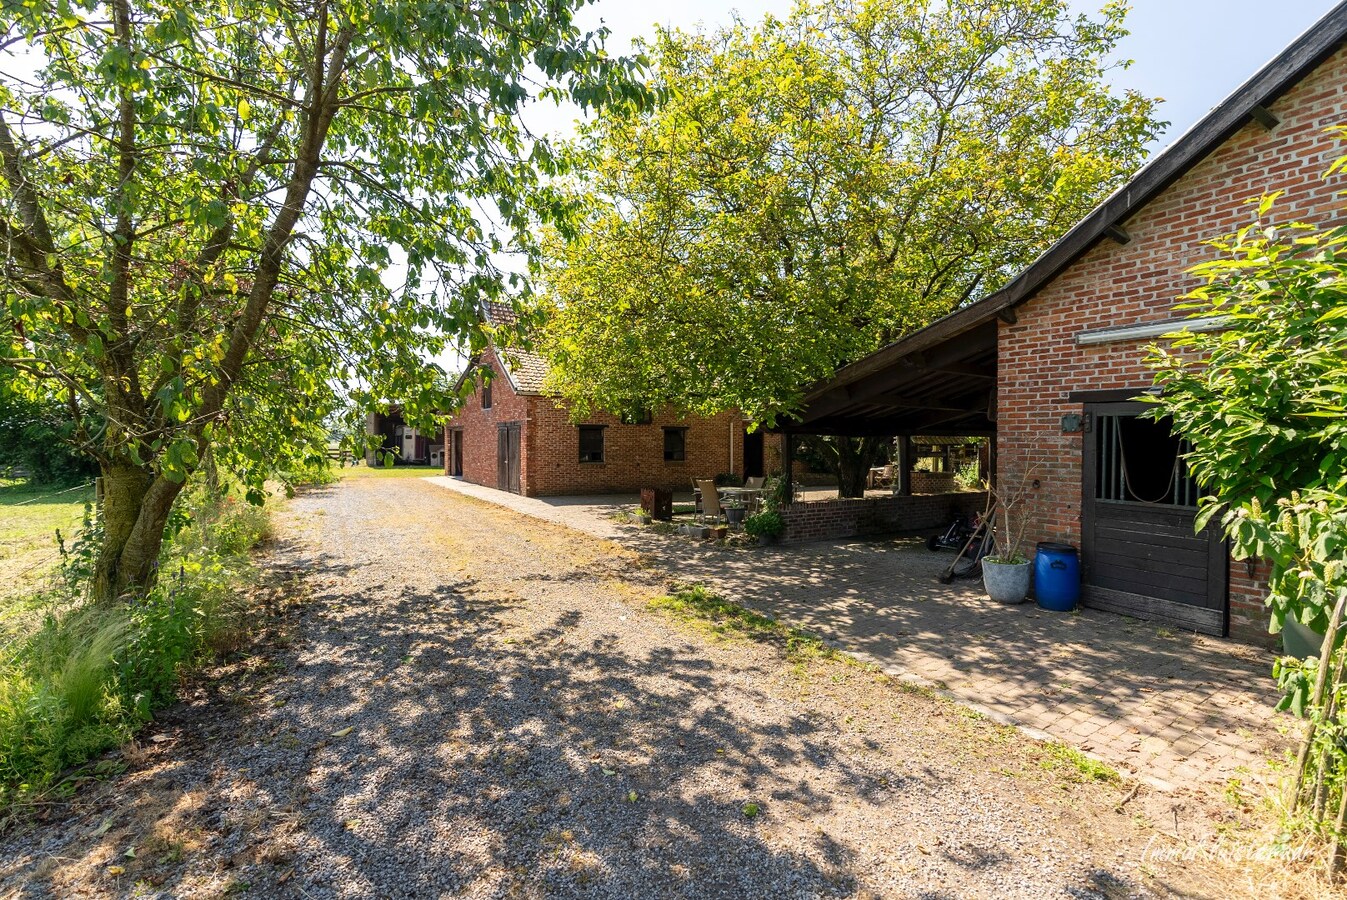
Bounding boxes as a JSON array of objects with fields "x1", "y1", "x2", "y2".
[
  {"x1": 339, "y1": 464, "x2": 443, "y2": 479},
  {"x1": 0, "y1": 478, "x2": 94, "y2": 601}
]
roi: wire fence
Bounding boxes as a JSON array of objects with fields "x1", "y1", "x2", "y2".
[{"x1": 10, "y1": 480, "x2": 96, "y2": 506}]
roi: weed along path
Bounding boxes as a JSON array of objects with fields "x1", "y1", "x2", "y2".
[{"x1": 0, "y1": 475, "x2": 1311, "y2": 898}]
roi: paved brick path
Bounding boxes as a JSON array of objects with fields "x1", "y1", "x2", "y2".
[{"x1": 428, "y1": 477, "x2": 1294, "y2": 793}]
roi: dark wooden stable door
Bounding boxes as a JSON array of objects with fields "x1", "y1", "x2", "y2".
[
  {"x1": 449, "y1": 430, "x2": 463, "y2": 476},
  {"x1": 497, "y1": 423, "x2": 521, "y2": 494},
  {"x1": 1081, "y1": 402, "x2": 1227, "y2": 635}
]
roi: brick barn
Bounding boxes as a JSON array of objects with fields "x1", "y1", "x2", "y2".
[
  {"x1": 782, "y1": 3, "x2": 1347, "y2": 646},
  {"x1": 444, "y1": 304, "x2": 781, "y2": 497}
]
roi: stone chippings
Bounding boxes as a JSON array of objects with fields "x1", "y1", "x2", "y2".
[{"x1": 0, "y1": 477, "x2": 1258, "y2": 898}]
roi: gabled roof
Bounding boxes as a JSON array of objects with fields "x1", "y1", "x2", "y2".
[
  {"x1": 449, "y1": 302, "x2": 550, "y2": 398},
  {"x1": 480, "y1": 302, "x2": 549, "y2": 395},
  {"x1": 790, "y1": 0, "x2": 1347, "y2": 420}
]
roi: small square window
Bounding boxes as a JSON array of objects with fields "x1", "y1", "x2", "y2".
[
  {"x1": 663, "y1": 427, "x2": 686, "y2": 462},
  {"x1": 578, "y1": 426, "x2": 605, "y2": 463}
]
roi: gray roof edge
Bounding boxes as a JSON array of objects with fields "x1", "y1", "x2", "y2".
[{"x1": 992, "y1": 0, "x2": 1347, "y2": 309}]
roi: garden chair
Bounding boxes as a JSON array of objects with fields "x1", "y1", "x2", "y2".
[
  {"x1": 743, "y1": 476, "x2": 766, "y2": 512},
  {"x1": 696, "y1": 478, "x2": 724, "y2": 524}
]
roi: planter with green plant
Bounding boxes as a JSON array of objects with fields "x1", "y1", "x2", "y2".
[
  {"x1": 724, "y1": 501, "x2": 746, "y2": 526},
  {"x1": 744, "y1": 509, "x2": 784, "y2": 544},
  {"x1": 982, "y1": 469, "x2": 1040, "y2": 604}
]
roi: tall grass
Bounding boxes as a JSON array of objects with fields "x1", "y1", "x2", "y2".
[{"x1": 0, "y1": 490, "x2": 270, "y2": 807}]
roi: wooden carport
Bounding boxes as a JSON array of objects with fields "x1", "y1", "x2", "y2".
[{"x1": 775, "y1": 303, "x2": 1001, "y2": 497}]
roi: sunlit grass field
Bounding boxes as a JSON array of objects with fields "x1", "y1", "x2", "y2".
[
  {"x1": 339, "y1": 463, "x2": 443, "y2": 479},
  {"x1": 0, "y1": 478, "x2": 94, "y2": 601}
]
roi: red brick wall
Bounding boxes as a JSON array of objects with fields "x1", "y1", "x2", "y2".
[
  {"x1": 527, "y1": 404, "x2": 742, "y2": 496},
  {"x1": 446, "y1": 352, "x2": 758, "y2": 496},
  {"x1": 998, "y1": 45, "x2": 1347, "y2": 646},
  {"x1": 443, "y1": 347, "x2": 533, "y2": 491},
  {"x1": 781, "y1": 492, "x2": 987, "y2": 544},
  {"x1": 911, "y1": 471, "x2": 958, "y2": 494}
]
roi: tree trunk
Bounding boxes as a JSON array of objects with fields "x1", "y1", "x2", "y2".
[
  {"x1": 91, "y1": 462, "x2": 185, "y2": 604},
  {"x1": 836, "y1": 436, "x2": 889, "y2": 498},
  {"x1": 836, "y1": 441, "x2": 871, "y2": 498},
  {"x1": 798, "y1": 435, "x2": 892, "y2": 499}
]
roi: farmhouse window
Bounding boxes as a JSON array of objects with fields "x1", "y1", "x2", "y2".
[
  {"x1": 578, "y1": 426, "x2": 605, "y2": 463},
  {"x1": 481, "y1": 376, "x2": 492, "y2": 410},
  {"x1": 663, "y1": 427, "x2": 687, "y2": 462}
]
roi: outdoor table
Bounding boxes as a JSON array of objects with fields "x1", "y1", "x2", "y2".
[
  {"x1": 718, "y1": 486, "x2": 763, "y2": 513},
  {"x1": 717, "y1": 486, "x2": 762, "y2": 503}
]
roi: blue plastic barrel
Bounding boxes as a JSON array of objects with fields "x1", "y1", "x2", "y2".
[{"x1": 1034, "y1": 542, "x2": 1080, "y2": 612}]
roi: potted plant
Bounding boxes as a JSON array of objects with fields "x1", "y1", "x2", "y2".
[
  {"x1": 724, "y1": 501, "x2": 747, "y2": 526},
  {"x1": 981, "y1": 469, "x2": 1040, "y2": 604},
  {"x1": 744, "y1": 509, "x2": 784, "y2": 545}
]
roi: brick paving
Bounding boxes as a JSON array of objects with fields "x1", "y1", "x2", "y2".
[{"x1": 427, "y1": 476, "x2": 1295, "y2": 793}]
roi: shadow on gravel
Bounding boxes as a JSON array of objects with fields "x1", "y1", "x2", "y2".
[
  {"x1": 236, "y1": 567, "x2": 880, "y2": 898},
  {"x1": 0, "y1": 486, "x2": 1152, "y2": 900}
]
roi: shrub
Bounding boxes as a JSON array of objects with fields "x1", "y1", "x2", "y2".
[
  {"x1": 744, "y1": 509, "x2": 784, "y2": 539},
  {"x1": 0, "y1": 491, "x2": 270, "y2": 807},
  {"x1": 954, "y1": 460, "x2": 982, "y2": 491},
  {"x1": 1144, "y1": 177, "x2": 1347, "y2": 873},
  {"x1": 0, "y1": 392, "x2": 99, "y2": 486}
]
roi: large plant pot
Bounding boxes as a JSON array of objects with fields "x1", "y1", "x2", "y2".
[
  {"x1": 725, "y1": 506, "x2": 746, "y2": 526},
  {"x1": 983, "y1": 558, "x2": 1031, "y2": 604},
  {"x1": 640, "y1": 487, "x2": 673, "y2": 521}
]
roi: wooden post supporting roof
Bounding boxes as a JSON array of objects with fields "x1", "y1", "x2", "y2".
[{"x1": 896, "y1": 436, "x2": 912, "y2": 496}]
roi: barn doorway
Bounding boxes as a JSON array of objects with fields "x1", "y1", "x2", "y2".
[
  {"x1": 497, "y1": 423, "x2": 521, "y2": 494},
  {"x1": 1081, "y1": 401, "x2": 1227, "y2": 635},
  {"x1": 448, "y1": 429, "x2": 463, "y2": 476}
]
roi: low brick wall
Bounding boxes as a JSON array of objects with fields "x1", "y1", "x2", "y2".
[
  {"x1": 911, "y1": 471, "x2": 957, "y2": 494},
  {"x1": 780, "y1": 491, "x2": 987, "y2": 544}
]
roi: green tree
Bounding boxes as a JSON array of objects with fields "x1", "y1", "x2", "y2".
[
  {"x1": 1146, "y1": 185, "x2": 1347, "y2": 872},
  {"x1": 0, "y1": 386, "x2": 99, "y2": 485},
  {"x1": 1, "y1": 0, "x2": 645, "y2": 602},
  {"x1": 539, "y1": 0, "x2": 1160, "y2": 434}
]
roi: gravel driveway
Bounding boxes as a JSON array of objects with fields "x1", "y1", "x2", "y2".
[{"x1": 0, "y1": 476, "x2": 1293, "y2": 898}]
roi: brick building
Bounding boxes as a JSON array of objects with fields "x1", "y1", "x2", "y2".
[
  {"x1": 444, "y1": 305, "x2": 781, "y2": 497},
  {"x1": 365, "y1": 407, "x2": 444, "y2": 467},
  {"x1": 781, "y1": 4, "x2": 1347, "y2": 645}
]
